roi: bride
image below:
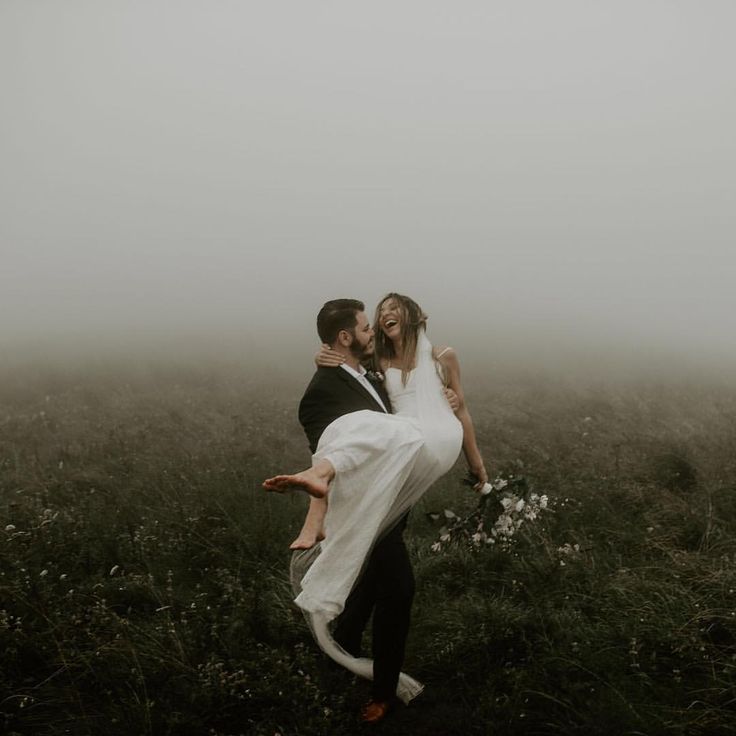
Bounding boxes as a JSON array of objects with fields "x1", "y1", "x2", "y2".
[{"x1": 263, "y1": 293, "x2": 488, "y2": 706}]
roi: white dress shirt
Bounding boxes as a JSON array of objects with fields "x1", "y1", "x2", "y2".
[{"x1": 340, "y1": 363, "x2": 388, "y2": 413}]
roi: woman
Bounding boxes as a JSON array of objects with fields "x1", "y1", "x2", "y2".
[{"x1": 263, "y1": 293, "x2": 488, "y2": 702}]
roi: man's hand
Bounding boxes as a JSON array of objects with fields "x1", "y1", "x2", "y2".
[{"x1": 444, "y1": 387, "x2": 460, "y2": 412}]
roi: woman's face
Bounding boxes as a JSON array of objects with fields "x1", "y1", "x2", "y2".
[{"x1": 378, "y1": 297, "x2": 403, "y2": 341}]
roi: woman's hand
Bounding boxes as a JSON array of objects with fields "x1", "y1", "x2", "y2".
[
  {"x1": 315, "y1": 344, "x2": 346, "y2": 367},
  {"x1": 468, "y1": 462, "x2": 489, "y2": 492}
]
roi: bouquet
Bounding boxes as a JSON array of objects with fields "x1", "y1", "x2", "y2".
[{"x1": 429, "y1": 472, "x2": 551, "y2": 552}]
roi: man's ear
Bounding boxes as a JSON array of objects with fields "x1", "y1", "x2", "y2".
[{"x1": 336, "y1": 330, "x2": 352, "y2": 348}]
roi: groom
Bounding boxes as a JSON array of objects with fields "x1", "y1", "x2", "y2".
[{"x1": 291, "y1": 298, "x2": 456, "y2": 724}]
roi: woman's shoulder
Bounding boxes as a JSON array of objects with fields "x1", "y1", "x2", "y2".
[{"x1": 433, "y1": 345, "x2": 456, "y2": 362}]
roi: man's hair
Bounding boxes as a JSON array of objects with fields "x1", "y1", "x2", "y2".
[{"x1": 317, "y1": 299, "x2": 365, "y2": 344}]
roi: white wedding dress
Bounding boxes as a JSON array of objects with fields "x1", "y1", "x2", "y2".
[{"x1": 290, "y1": 331, "x2": 463, "y2": 702}]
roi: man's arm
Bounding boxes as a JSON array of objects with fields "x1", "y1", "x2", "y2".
[
  {"x1": 292, "y1": 377, "x2": 336, "y2": 550},
  {"x1": 298, "y1": 376, "x2": 345, "y2": 453}
]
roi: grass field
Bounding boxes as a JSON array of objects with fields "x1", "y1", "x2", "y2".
[{"x1": 1, "y1": 358, "x2": 735, "y2": 735}]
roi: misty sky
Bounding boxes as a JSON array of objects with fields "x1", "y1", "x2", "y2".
[{"x1": 2, "y1": 1, "x2": 735, "y2": 363}]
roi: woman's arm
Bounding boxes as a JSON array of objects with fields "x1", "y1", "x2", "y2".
[
  {"x1": 315, "y1": 344, "x2": 345, "y2": 367},
  {"x1": 438, "y1": 348, "x2": 488, "y2": 489}
]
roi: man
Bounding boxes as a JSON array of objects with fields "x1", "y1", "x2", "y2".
[{"x1": 289, "y1": 298, "x2": 457, "y2": 724}]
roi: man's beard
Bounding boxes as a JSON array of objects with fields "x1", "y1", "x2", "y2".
[{"x1": 349, "y1": 338, "x2": 373, "y2": 362}]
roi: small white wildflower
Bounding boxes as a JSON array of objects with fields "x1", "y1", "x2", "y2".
[
  {"x1": 109, "y1": 565, "x2": 120, "y2": 577},
  {"x1": 40, "y1": 569, "x2": 48, "y2": 577},
  {"x1": 4, "y1": 525, "x2": 15, "y2": 532}
]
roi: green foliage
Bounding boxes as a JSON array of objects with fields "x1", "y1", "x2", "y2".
[{"x1": 2, "y1": 363, "x2": 736, "y2": 734}]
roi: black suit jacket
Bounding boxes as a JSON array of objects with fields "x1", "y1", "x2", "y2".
[{"x1": 298, "y1": 366, "x2": 392, "y2": 453}]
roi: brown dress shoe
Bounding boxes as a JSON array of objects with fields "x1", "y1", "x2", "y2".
[{"x1": 359, "y1": 699, "x2": 392, "y2": 724}]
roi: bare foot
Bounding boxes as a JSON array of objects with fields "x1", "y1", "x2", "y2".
[
  {"x1": 289, "y1": 528, "x2": 326, "y2": 550},
  {"x1": 262, "y1": 469, "x2": 329, "y2": 499}
]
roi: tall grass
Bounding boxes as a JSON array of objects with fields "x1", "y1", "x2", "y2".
[{"x1": 1, "y1": 362, "x2": 735, "y2": 735}]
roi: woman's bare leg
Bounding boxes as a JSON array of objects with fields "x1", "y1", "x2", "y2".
[
  {"x1": 263, "y1": 458, "x2": 335, "y2": 499},
  {"x1": 289, "y1": 497, "x2": 327, "y2": 549}
]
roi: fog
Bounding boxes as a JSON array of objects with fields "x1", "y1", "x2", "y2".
[{"x1": 2, "y1": 1, "x2": 735, "y2": 379}]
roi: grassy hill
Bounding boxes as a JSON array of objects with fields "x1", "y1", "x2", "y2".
[{"x1": 1, "y1": 362, "x2": 735, "y2": 735}]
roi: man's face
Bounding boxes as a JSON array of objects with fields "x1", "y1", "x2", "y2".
[{"x1": 348, "y1": 311, "x2": 375, "y2": 359}]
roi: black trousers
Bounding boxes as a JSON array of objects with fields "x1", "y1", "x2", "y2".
[{"x1": 332, "y1": 516, "x2": 415, "y2": 702}]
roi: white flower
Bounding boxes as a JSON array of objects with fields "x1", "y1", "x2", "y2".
[
  {"x1": 109, "y1": 565, "x2": 120, "y2": 576},
  {"x1": 515, "y1": 499, "x2": 525, "y2": 513},
  {"x1": 497, "y1": 516, "x2": 512, "y2": 532},
  {"x1": 40, "y1": 569, "x2": 48, "y2": 577},
  {"x1": 4, "y1": 525, "x2": 15, "y2": 532}
]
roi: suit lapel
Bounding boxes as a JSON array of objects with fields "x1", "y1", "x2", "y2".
[
  {"x1": 374, "y1": 380, "x2": 392, "y2": 414},
  {"x1": 335, "y1": 367, "x2": 388, "y2": 412}
]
